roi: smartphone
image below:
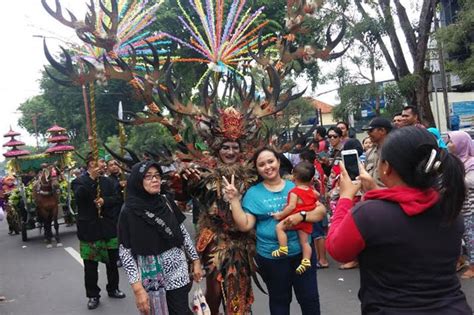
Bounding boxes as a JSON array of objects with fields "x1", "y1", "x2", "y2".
[{"x1": 341, "y1": 149, "x2": 360, "y2": 181}]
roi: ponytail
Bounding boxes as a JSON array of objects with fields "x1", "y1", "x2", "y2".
[{"x1": 438, "y1": 152, "x2": 466, "y2": 223}]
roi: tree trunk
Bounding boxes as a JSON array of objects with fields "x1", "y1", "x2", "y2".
[
  {"x1": 414, "y1": 73, "x2": 435, "y2": 126},
  {"x1": 378, "y1": 0, "x2": 411, "y2": 78},
  {"x1": 370, "y1": 56, "x2": 381, "y2": 115}
]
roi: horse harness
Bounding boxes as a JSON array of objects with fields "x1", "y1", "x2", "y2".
[{"x1": 36, "y1": 169, "x2": 59, "y2": 196}]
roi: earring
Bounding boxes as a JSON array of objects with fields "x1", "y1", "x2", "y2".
[{"x1": 383, "y1": 171, "x2": 387, "y2": 175}]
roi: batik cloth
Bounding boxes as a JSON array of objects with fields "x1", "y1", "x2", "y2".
[
  {"x1": 463, "y1": 214, "x2": 474, "y2": 265},
  {"x1": 80, "y1": 237, "x2": 118, "y2": 263},
  {"x1": 137, "y1": 255, "x2": 168, "y2": 315}
]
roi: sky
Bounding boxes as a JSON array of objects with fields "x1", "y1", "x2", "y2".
[
  {"x1": 0, "y1": 0, "x2": 403, "y2": 160},
  {"x1": 0, "y1": 1, "x2": 85, "y2": 160}
]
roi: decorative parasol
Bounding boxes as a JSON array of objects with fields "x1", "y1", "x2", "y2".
[
  {"x1": 44, "y1": 124, "x2": 75, "y2": 155},
  {"x1": 3, "y1": 128, "x2": 30, "y2": 159},
  {"x1": 46, "y1": 124, "x2": 67, "y2": 133},
  {"x1": 3, "y1": 149, "x2": 30, "y2": 158},
  {"x1": 45, "y1": 144, "x2": 75, "y2": 154},
  {"x1": 3, "y1": 128, "x2": 21, "y2": 138},
  {"x1": 3, "y1": 139, "x2": 26, "y2": 147},
  {"x1": 47, "y1": 135, "x2": 70, "y2": 143}
]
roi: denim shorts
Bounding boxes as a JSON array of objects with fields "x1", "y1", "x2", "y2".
[
  {"x1": 312, "y1": 214, "x2": 328, "y2": 239},
  {"x1": 311, "y1": 221, "x2": 326, "y2": 239}
]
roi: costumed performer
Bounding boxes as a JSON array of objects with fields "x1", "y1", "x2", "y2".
[{"x1": 189, "y1": 111, "x2": 258, "y2": 315}]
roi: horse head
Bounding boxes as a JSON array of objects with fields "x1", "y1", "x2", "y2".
[{"x1": 37, "y1": 166, "x2": 60, "y2": 195}]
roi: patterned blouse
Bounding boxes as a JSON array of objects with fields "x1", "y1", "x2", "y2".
[{"x1": 119, "y1": 224, "x2": 199, "y2": 291}]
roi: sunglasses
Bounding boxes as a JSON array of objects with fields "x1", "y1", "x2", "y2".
[{"x1": 328, "y1": 135, "x2": 339, "y2": 139}]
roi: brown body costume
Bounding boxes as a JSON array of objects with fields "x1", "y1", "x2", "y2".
[{"x1": 194, "y1": 162, "x2": 259, "y2": 315}]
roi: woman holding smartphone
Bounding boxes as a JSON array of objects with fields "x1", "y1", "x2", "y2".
[{"x1": 327, "y1": 127, "x2": 472, "y2": 314}]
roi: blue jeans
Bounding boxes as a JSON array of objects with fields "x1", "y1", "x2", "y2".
[{"x1": 256, "y1": 253, "x2": 320, "y2": 315}]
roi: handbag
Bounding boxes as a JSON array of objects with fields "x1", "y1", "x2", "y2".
[{"x1": 191, "y1": 286, "x2": 210, "y2": 315}]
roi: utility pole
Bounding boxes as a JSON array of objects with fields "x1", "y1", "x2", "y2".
[{"x1": 434, "y1": 16, "x2": 451, "y2": 130}]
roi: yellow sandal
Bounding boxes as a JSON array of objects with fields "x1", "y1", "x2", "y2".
[
  {"x1": 271, "y1": 246, "x2": 288, "y2": 258},
  {"x1": 296, "y1": 259, "x2": 311, "y2": 275}
]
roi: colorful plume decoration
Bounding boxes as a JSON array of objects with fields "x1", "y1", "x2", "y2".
[
  {"x1": 164, "y1": 0, "x2": 274, "y2": 85},
  {"x1": 49, "y1": 0, "x2": 170, "y2": 67}
]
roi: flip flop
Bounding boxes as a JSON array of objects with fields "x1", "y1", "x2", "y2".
[
  {"x1": 460, "y1": 270, "x2": 474, "y2": 279},
  {"x1": 316, "y1": 262, "x2": 329, "y2": 269},
  {"x1": 339, "y1": 263, "x2": 358, "y2": 270}
]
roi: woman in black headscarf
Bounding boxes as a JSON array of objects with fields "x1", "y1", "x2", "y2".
[{"x1": 118, "y1": 161, "x2": 203, "y2": 315}]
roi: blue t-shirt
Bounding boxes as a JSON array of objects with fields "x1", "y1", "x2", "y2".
[{"x1": 242, "y1": 180, "x2": 301, "y2": 259}]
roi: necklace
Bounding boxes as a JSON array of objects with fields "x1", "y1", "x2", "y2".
[{"x1": 263, "y1": 179, "x2": 285, "y2": 192}]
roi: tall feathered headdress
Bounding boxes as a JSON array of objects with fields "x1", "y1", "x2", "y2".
[{"x1": 157, "y1": 64, "x2": 306, "y2": 154}]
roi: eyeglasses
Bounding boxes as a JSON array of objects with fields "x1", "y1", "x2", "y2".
[
  {"x1": 144, "y1": 173, "x2": 161, "y2": 181},
  {"x1": 328, "y1": 135, "x2": 339, "y2": 139}
]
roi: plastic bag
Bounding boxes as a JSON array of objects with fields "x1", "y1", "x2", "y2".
[
  {"x1": 191, "y1": 286, "x2": 210, "y2": 315},
  {"x1": 0, "y1": 206, "x2": 4, "y2": 221}
]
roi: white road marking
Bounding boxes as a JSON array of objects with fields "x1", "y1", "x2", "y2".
[{"x1": 65, "y1": 247, "x2": 84, "y2": 267}]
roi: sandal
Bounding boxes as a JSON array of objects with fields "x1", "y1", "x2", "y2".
[
  {"x1": 316, "y1": 262, "x2": 329, "y2": 269},
  {"x1": 339, "y1": 261, "x2": 358, "y2": 270},
  {"x1": 460, "y1": 269, "x2": 474, "y2": 279},
  {"x1": 456, "y1": 257, "x2": 468, "y2": 272},
  {"x1": 296, "y1": 259, "x2": 311, "y2": 275},
  {"x1": 271, "y1": 246, "x2": 288, "y2": 258}
]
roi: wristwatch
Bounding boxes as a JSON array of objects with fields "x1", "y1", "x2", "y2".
[{"x1": 300, "y1": 211, "x2": 307, "y2": 222}]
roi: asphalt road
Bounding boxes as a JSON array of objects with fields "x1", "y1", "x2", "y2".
[{"x1": 0, "y1": 216, "x2": 472, "y2": 315}]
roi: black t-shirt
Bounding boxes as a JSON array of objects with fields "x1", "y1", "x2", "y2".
[{"x1": 352, "y1": 199, "x2": 471, "y2": 314}]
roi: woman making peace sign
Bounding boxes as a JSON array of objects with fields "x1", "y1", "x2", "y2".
[{"x1": 222, "y1": 147, "x2": 326, "y2": 315}]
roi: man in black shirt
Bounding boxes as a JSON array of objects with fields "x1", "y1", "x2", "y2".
[{"x1": 72, "y1": 155, "x2": 125, "y2": 310}]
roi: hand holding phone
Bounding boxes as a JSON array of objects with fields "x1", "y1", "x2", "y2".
[{"x1": 341, "y1": 149, "x2": 360, "y2": 181}]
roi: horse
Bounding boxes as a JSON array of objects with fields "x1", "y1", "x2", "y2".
[{"x1": 32, "y1": 166, "x2": 62, "y2": 248}]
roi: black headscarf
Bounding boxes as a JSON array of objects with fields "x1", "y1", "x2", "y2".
[{"x1": 125, "y1": 161, "x2": 184, "y2": 247}]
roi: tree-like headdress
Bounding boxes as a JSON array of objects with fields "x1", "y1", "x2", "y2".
[
  {"x1": 42, "y1": 0, "x2": 349, "y2": 163},
  {"x1": 157, "y1": 63, "x2": 306, "y2": 154}
]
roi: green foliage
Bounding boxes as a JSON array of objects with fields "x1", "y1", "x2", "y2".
[
  {"x1": 126, "y1": 122, "x2": 176, "y2": 154},
  {"x1": 437, "y1": 0, "x2": 474, "y2": 84},
  {"x1": 396, "y1": 74, "x2": 419, "y2": 98},
  {"x1": 333, "y1": 83, "x2": 368, "y2": 121},
  {"x1": 333, "y1": 80, "x2": 406, "y2": 122},
  {"x1": 262, "y1": 97, "x2": 315, "y2": 135},
  {"x1": 383, "y1": 82, "x2": 406, "y2": 116}
]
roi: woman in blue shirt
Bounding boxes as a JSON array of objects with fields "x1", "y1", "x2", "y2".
[{"x1": 222, "y1": 147, "x2": 326, "y2": 315}]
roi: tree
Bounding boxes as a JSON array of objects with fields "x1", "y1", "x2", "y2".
[
  {"x1": 353, "y1": 0, "x2": 438, "y2": 125},
  {"x1": 17, "y1": 67, "x2": 145, "y2": 149},
  {"x1": 437, "y1": 0, "x2": 474, "y2": 86},
  {"x1": 383, "y1": 81, "x2": 406, "y2": 116},
  {"x1": 125, "y1": 123, "x2": 177, "y2": 154},
  {"x1": 333, "y1": 83, "x2": 368, "y2": 121},
  {"x1": 350, "y1": 18, "x2": 386, "y2": 115}
]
